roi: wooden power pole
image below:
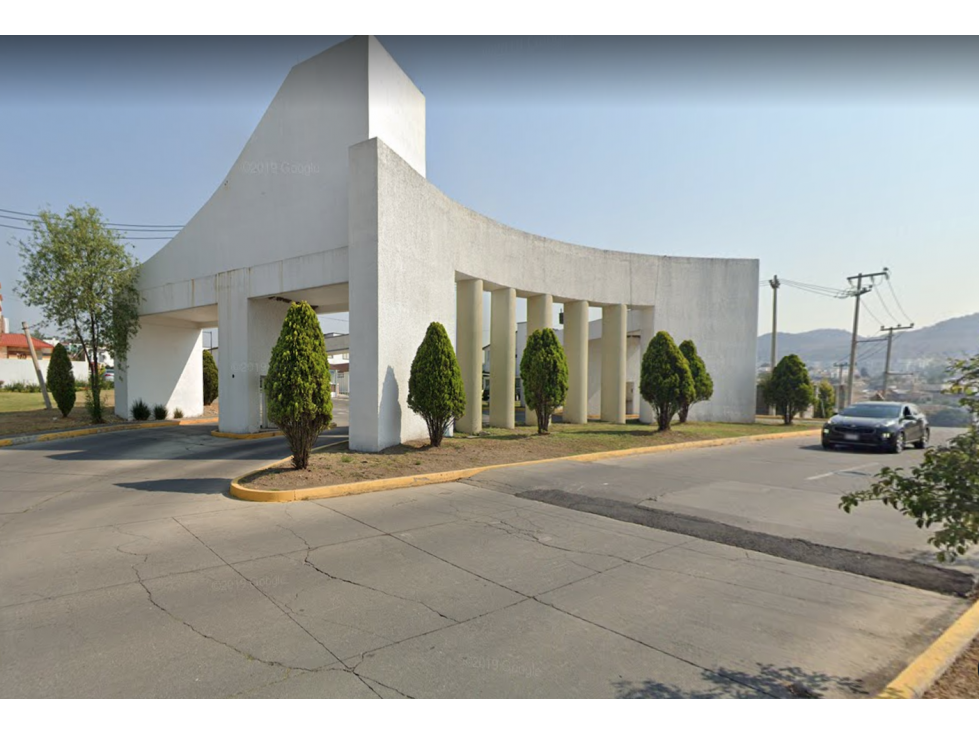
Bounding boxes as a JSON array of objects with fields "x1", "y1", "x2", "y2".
[
  {"x1": 22, "y1": 321, "x2": 52, "y2": 410},
  {"x1": 845, "y1": 269, "x2": 889, "y2": 406},
  {"x1": 880, "y1": 323, "x2": 914, "y2": 399}
]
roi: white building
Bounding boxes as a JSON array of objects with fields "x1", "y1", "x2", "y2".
[{"x1": 117, "y1": 36, "x2": 759, "y2": 452}]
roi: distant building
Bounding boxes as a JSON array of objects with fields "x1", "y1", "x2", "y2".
[{"x1": 0, "y1": 333, "x2": 55, "y2": 360}]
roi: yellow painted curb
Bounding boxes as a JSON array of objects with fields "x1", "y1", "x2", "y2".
[
  {"x1": 878, "y1": 595, "x2": 979, "y2": 698},
  {"x1": 230, "y1": 428, "x2": 821, "y2": 503},
  {"x1": 0, "y1": 417, "x2": 218, "y2": 448},
  {"x1": 211, "y1": 429, "x2": 285, "y2": 440}
]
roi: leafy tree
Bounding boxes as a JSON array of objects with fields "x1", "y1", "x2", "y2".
[
  {"x1": 407, "y1": 322, "x2": 466, "y2": 447},
  {"x1": 266, "y1": 302, "x2": 333, "y2": 469},
  {"x1": 520, "y1": 328, "x2": 569, "y2": 434},
  {"x1": 640, "y1": 331, "x2": 695, "y2": 431},
  {"x1": 16, "y1": 205, "x2": 141, "y2": 423},
  {"x1": 764, "y1": 354, "x2": 814, "y2": 425},
  {"x1": 841, "y1": 352, "x2": 979, "y2": 561},
  {"x1": 677, "y1": 339, "x2": 713, "y2": 424},
  {"x1": 46, "y1": 343, "x2": 76, "y2": 417},
  {"x1": 202, "y1": 350, "x2": 219, "y2": 406},
  {"x1": 813, "y1": 379, "x2": 836, "y2": 419}
]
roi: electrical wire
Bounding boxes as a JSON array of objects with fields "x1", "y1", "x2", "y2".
[
  {"x1": 885, "y1": 277, "x2": 915, "y2": 324},
  {"x1": 0, "y1": 207, "x2": 183, "y2": 231},
  {"x1": 0, "y1": 221, "x2": 173, "y2": 240},
  {"x1": 874, "y1": 286, "x2": 899, "y2": 324}
]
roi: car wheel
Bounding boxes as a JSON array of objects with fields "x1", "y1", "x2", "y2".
[
  {"x1": 821, "y1": 441, "x2": 834, "y2": 450},
  {"x1": 890, "y1": 431, "x2": 905, "y2": 454},
  {"x1": 913, "y1": 428, "x2": 929, "y2": 449}
]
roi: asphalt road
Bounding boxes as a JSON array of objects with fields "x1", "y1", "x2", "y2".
[{"x1": 0, "y1": 417, "x2": 969, "y2": 698}]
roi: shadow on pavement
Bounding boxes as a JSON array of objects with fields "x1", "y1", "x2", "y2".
[
  {"x1": 114, "y1": 478, "x2": 232, "y2": 495},
  {"x1": 614, "y1": 662, "x2": 869, "y2": 699}
]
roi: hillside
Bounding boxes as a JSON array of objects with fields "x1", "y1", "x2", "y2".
[{"x1": 759, "y1": 312, "x2": 979, "y2": 369}]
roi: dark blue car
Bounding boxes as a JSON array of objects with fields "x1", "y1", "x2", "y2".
[{"x1": 822, "y1": 401, "x2": 929, "y2": 453}]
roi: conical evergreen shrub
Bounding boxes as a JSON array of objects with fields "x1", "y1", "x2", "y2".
[
  {"x1": 407, "y1": 322, "x2": 466, "y2": 447},
  {"x1": 46, "y1": 343, "x2": 76, "y2": 417},
  {"x1": 639, "y1": 331, "x2": 695, "y2": 431},
  {"x1": 520, "y1": 328, "x2": 568, "y2": 434},
  {"x1": 678, "y1": 339, "x2": 713, "y2": 424}
]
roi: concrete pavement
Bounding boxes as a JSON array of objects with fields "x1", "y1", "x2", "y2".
[{"x1": 0, "y1": 414, "x2": 970, "y2": 697}]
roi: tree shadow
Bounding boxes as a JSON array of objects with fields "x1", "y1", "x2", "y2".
[
  {"x1": 614, "y1": 662, "x2": 870, "y2": 699},
  {"x1": 114, "y1": 477, "x2": 231, "y2": 495}
]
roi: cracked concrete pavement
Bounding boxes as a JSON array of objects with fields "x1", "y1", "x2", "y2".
[{"x1": 0, "y1": 414, "x2": 970, "y2": 698}]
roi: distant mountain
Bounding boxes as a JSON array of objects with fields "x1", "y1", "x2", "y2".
[{"x1": 759, "y1": 312, "x2": 979, "y2": 370}]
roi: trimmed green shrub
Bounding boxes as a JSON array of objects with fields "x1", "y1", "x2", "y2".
[
  {"x1": 46, "y1": 343, "x2": 77, "y2": 417},
  {"x1": 520, "y1": 328, "x2": 569, "y2": 434},
  {"x1": 266, "y1": 301, "x2": 333, "y2": 469},
  {"x1": 202, "y1": 350, "x2": 219, "y2": 406},
  {"x1": 173, "y1": 407, "x2": 184, "y2": 419},
  {"x1": 152, "y1": 404, "x2": 169, "y2": 420},
  {"x1": 764, "y1": 354, "x2": 814, "y2": 425},
  {"x1": 407, "y1": 322, "x2": 466, "y2": 447},
  {"x1": 131, "y1": 399, "x2": 151, "y2": 421},
  {"x1": 678, "y1": 339, "x2": 713, "y2": 424},
  {"x1": 640, "y1": 331, "x2": 695, "y2": 431},
  {"x1": 813, "y1": 379, "x2": 836, "y2": 419}
]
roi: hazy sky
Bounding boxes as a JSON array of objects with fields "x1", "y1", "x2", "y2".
[{"x1": 1, "y1": 36, "x2": 977, "y2": 341}]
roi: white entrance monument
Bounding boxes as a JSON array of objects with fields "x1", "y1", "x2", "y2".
[{"x1": 117, "y1": 36, "x2": 759, "y2": 452}]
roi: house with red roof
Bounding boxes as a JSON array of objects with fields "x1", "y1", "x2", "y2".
[{"x1": 0, "y1": 333, "x2": 55, "y2": 360}]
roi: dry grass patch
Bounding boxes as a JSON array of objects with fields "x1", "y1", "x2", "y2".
[
  {"x1": 924, "y1": 634, "x2": 979, "y2": 699},
  {"x1": 243, "y1": 420, "x2": 814, "y2": 491}
]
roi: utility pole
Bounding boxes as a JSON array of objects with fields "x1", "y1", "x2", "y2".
[
  {"x1": 768, "y1": 275, "x2": 780, "y2": 372},
  {"x1": 845, "y1": 269, "x2": 889, "y2": 406},
  {"x1": 22, "y1": 321, "x2": 52, "y2": 410},
  {"x1": 880, "y1": 323, "x2": 914, "y2": 399}
]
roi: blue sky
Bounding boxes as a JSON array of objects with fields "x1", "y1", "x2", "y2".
[{"x1": 1, "y1": 36, "x2": 977, "y2": 342}]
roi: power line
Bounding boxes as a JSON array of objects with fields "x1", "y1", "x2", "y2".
[
  {"x1": 874, "y1": 287, "x2": 899, "y2": 324},
  {"x1": 885, "y1": 277, "x2": 915, "y2": 324},
  {"x1": 0, "y1": 221, "x2": 173, "y2": 240},
  {"x1": 0, "y1": 207, "x2": 183, "y2": 231}
]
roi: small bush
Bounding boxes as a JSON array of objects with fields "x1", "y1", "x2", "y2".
[
  {"x1": 152, "y1": 404, "x2": 169, "y2": 420},
  {"x1": 520, "y1": 328, "x2": 569, "y2": 434},
  {"x1": 266, "y1": 302, "x2": 333, "y2": 470},
  {"x1": 678, "y1": 339, "x2": 713, "y2": 424},
  {"x1": 46, "y1": 343, "x2": 77, "y2": 417},
  {"x1": 407, "y1": 322, "x2": 466, "y2": 447},
  {"x1": 764, "y1": 354, "x2": 814, "y2": 425},
  {"x1": 640, "y1": 331, "x2": 695, "y2": 431},
  {"x1": 131, "y1": 399, "x2": 151, "y2": 421},
  {"x1": 203, "y1": 350, "x2": 219, "y2": 406},
  {"x1": 0, "y1": 380, "x2": 43, "y2": 393},
  {"x1": 173, "y1": 407, "x2": 184, "y2": 419}
]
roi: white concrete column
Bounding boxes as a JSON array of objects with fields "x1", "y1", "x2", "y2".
[
  {"x1": 217, "y1": 271, "x2": 292, "y2": 434},
  {"x1": 456, "y1": 278, "x2": 483, "y2": 434},
  {"x1": 563, "y1": 300, "x2": 589, "y2": 424},
  {"x1": 490, "y1": 287, "x2": 516, "y2": 429},
  {"x1": 637, "y1": 306, "x2": 656, "y2": 425},
  {"x1": 116, "y1": 318, "x2": 204, "y2": 420},
  {"x1": 524, "y1": 293, "x2": 553, "y2": 426},
  {"x1": 601, "y1": 304, "x2": 628, "y2": 424}
]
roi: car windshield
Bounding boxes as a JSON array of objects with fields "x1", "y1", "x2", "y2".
[{"x1": 840, "y1": 404, "x2": 902, "y2": 419}]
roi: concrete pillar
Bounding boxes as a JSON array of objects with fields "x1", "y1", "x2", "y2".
[
  {"x1": 217, "y1": 271, "x2": 292, "y2": 434},
  {"x1": 456, "y1": 278, "x2": 483, "y2": 434},
  {"x1": 490, "y1": 287, "x2": 516, "y2": 429},
  {"x1": 563, "y1": 300, "x2": 589, "y2": 424},
  {"x1": 637, "y1": 306, "x2": 656, "y2": 425},
  {"x1": 524, "y1": 293, "x2": 553, "y2": 426},
  {"x1": 115, "y1": 318, "x2": 204, "y2": 420},
  {"x1": 601, "y1": 304, "x2": 627, "y2": 424}
]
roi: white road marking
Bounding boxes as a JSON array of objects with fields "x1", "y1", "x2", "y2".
[{"x1": 806, "y1": 462, "x2": 880, "y2": 481}]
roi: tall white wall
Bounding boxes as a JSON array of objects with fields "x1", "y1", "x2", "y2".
[
  {"x1": 0, "y1": 360, "x2": 88, "y2": 387},
  {"x1": 138, "y1": 38, "x2": 369, "y2": 294},
  {"x1": 349, "y1": 138, "x2": 455, "y2": 451},
  {"x1": 117, "y1": 321, "x2": 203, "y2": 419}
]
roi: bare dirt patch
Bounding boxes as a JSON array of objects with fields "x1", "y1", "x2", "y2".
[
  {"x1": 924, "y1": 634, "x2": 979, "y2": 698},
  {"x1": 243, "y1": 420, "x2": 814, "y2": 491}
]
